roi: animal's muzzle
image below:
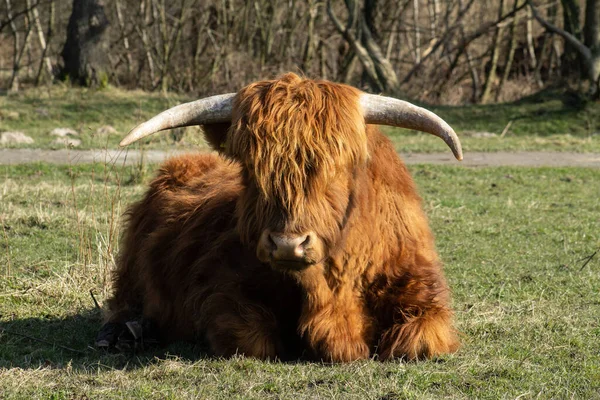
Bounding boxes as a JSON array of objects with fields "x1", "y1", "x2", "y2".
[{"x1": 257, "y1": 230, "x2": 318, "y2": 270}]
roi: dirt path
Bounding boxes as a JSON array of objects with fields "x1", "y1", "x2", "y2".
[{"x1": 1, "y1": 149, "x2": 600, "y2": 168}]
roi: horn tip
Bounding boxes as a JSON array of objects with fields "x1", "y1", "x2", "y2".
[
  {"x1": 453, "y1": 147, "x2": 463, "y2": 161},
  {"x1": 120, "y1": 127, "x2": 141, "y2": 147}
]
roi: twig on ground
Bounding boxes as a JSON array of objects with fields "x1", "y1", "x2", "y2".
[
  {"x1": 500, "y1": 120, "x2": 513, "y2": 138},
  {"x1": 90, "y1": 289, "x2": 101, "y2": 311},
  {"x1": 1, "y1": 214, "x2": 11, "y2": 278},
  {"x1": 0, "y1": 327, "x2": 86, "y2": 354},
  {"x1": 579, "y1": 248, "x2": 599, "y2": 271}
]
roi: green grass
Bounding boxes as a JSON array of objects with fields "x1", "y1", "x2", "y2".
[
  {"x1": 1, "y1": 162, "x2": 598, "y2": 398},
  {"x1": 387, "y1": 88, "x2": 600, "y2": 153},
  {"x1": 0, "y1": 86, "x2": 205, "y2": 150},
  {"x1": 1, "y1": 86, "x2": 599, "y2": 152},
  {"x1": 385, "y1": 130, "x2": 600, "y2": 154}
]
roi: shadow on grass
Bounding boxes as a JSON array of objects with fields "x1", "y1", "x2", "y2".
[
  {"x1": 512, "y1": 86, "x2": 589, "y2": 107},
  {"x1": 0, "y1": 309, "x2": 212, "y2": 370},
  {"x1": 425, "y1": 87, "x2": 596, "y2": 137}
]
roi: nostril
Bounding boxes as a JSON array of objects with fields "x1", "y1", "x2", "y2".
[
  {"x1": 267, "y1": 233, "x2": 277, "y2": 250},
  {"x1": 293, "y1": 240, "x2": 306, "y2": 259},
  {"x1": 266, "y1": 232, "x2": 315, "y2": 261},
  {"x1": 300, "y1": 235, "x2": 311, "y2": 249}
]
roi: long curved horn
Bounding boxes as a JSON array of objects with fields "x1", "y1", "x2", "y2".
[
  {"x1": 360, "y1": 93, "x2": 463, "y2": 161},
  {"x1": 120, "y1": 93, "x2": 236, "y2": 147}
]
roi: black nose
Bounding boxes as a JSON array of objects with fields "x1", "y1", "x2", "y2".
[{"x1": 269, "y1": 233, "x2": 310, "y2": 261}]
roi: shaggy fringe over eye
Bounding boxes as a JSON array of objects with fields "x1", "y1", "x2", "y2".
[{"x1": 227, "y1": 73, "x2": 368, "y2": 218}]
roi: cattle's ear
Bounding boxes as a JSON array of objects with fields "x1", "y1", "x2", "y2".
[{"x1": 201, "y1": 122, "x2": 231, "y2": 152}]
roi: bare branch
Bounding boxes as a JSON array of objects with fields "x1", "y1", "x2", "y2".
[
  {"x1": 527, "y1": 0, "x2": 591, "y2": 61},
  {"x1": 327, "y1": 0, "x2": 384, "y2": 90},
  {"x1": 0, "y1": 0, "x2": 50, "y2": 32},
  {"x1": 401, "y1": 0, "x2": 478, "y2": 84}
]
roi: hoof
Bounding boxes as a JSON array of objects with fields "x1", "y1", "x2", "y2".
[
  {"x1": 95, "y1": 322, "x2": 125, "y2": 348},
  {"x1": 96, "y1": 319, "x2": 161, "y2": 351}
]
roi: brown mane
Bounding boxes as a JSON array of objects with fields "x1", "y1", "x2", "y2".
[{"x1": 230, "y1": 74, "x2": 366, "y2": 216}]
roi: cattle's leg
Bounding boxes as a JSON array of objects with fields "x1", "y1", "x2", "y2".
[
  {"x1": 98, "y1": 290, "x2": 163, "y2": 350},
  {"x1": 97, "y1": 271, "x2": 145, "y2": 348},
  {"x1": 375, "y1": 274, "x2": 459, "y2": 360},
  {"x1": 377, "y1": 306, "x2": 458, "y2": 360},
  {"x1": 197, "y1": 292, "x2": 283, "y2": 359},
  {"x1": 294, "y1": 267, "x2": 371, "y2": 362}
]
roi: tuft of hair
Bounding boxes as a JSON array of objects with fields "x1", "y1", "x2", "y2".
[{"x1": 227, "y1": 73, "x2": 368, "y2": 218}]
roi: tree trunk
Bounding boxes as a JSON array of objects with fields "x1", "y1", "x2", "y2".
[
  {"x1": 560, "y1": 0, "x2": 583, "y2": 77},
  {"x1": 114, "y1": 0, "x2": 132, "y2": 75},
  {"x1": 413, "y1": 0, "x2": 421, "y2": 64},
  {"x1": 301, "y1": 0, "x2": 318, "y2": 72},
  {"x1": 327, "y1": 0, "x2": 399, "y2": 93},
  {"x1": 460, "y1": 26, "x2": 480, "y2": 102},
  {"x1": 135, "y1": 0, "x2": 156, "y2": 86},
  {"x1": 29, "y1": 0, "x2": 54, "y2": 85},
  {"x1": 529, "y1": 0, "x2": 600, "y2": 97},
  {"x1": 584, "y1": 0, "x2": 600, "y2": 51},
  {"x1": 526, "y1": 6, "x2": 543, "y2": 87},
  {"x1": 481, "y1": 0, "x2": 505, "y2": 104},
  {"x1": 59, "y1": 0, "x2": 110, "y2": 86},
  {"x1": 585, "y1": 0, "x2": 600, "y2": 96},
  {"x1": 5, "y1": 0, "x2": 34, "y2": 92},
  {"x1": 428, "y1": 0, "x2": 440, "y2": 36},
  {"x1": 496, "y1": 0, "x2": 522, "y2": 101},
  {"x1": 360, "y1": 13, "x2": 400, "y2": 91}
]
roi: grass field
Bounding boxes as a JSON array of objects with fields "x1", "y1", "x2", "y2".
[
  {"x1": 1, "y1": 162, "x2": 598, "y2": 399},
  {"x1": 1, "y1": 85, "x2": 599, "y2": 153}
]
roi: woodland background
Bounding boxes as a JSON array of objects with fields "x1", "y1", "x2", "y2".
[{"x1": 1, "y1": 0, "x2": 599, "y2": 103}]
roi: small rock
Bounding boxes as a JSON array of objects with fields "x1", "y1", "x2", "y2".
[
  {"x1": 50, "y1": 127, "x2": 79, "y2": 137},
  {"x1": 95, "y1": 125, "x2": 118, "y2": 135},
  {"x1": 0, "y1": 131, "x2": 35, "y2": 145},
  {"x1": 52, "y1": 137, "x2": 81, "y2": 147},
  {"x1": 35, "y1": 108, "x2": 50, "y2": 117},
  {"x1": 0, "y1": 110, "x2": 20, "y2": 120},
  {"x1": 467, "y1": 131, "x2": 497, "y2": 138}
]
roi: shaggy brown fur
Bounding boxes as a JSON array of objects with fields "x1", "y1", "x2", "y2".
[{"x1": 103, "y1": 73, "x2": 459, "y2": 361}]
